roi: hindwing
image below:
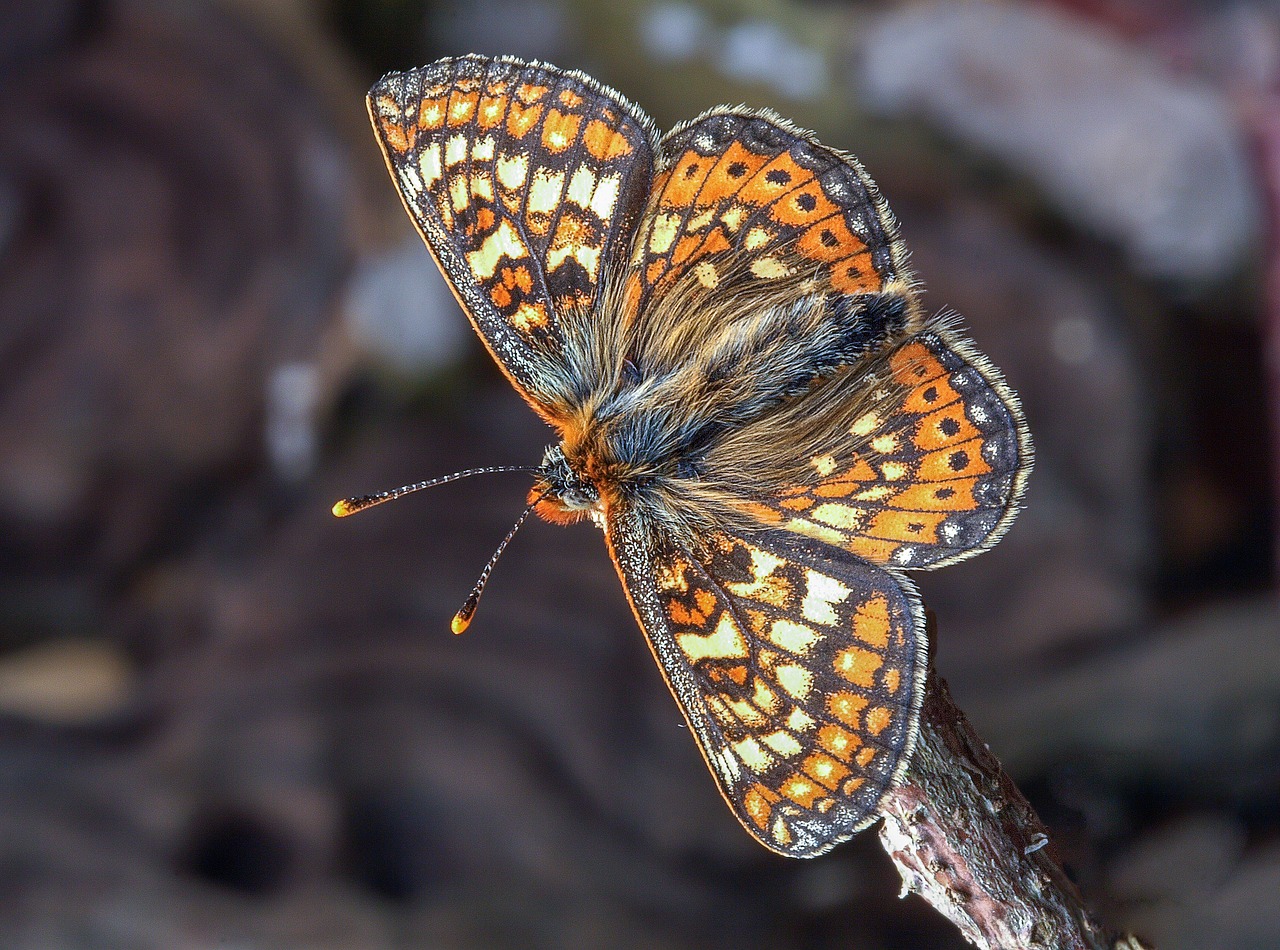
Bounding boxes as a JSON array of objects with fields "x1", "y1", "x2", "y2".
[
  {"x1": 607, "y1": 508, "x2": 926, "y2": 857},
  {"x1": 740, "y1": 329, "x2": 1031, "y2": 569}
]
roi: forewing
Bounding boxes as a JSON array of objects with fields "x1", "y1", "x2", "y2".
[
  {"x1": 607, "y1": 508, "x2": 926, "y2": 857},
  {"x1": 745, "y1": 328, "x2": 1031, "y2": 570},
  {"x1": 368, "y1": 55, "x2": 656, "y2": 408},
  {"x1": 625, "y1": 107, "x2": 912, "y2": 333}
]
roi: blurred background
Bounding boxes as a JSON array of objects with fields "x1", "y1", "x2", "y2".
[{"x1": 0, "y1": 0, "x2": 1276, "y2": 946}]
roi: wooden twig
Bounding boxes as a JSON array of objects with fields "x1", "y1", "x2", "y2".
[{"x1": 877, "y1": 665, "x2": 1152, "y2": 950}]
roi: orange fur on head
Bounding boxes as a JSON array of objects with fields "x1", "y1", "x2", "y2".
[{"x1": 531, "y1": 489, "x2": 590, "y2": 524}]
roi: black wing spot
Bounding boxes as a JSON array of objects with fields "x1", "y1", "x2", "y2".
[
  {"x1": 766, "y1": 168, "x2": 792, "y2": 185},
  {"x1": 820, "y1": 229, "x2": 839, "y2": 248},
  {"x1": 796, "y1": 193, "x2": 817, "y2": 211},
  {"x1": 727, "y1": 161, "x2": 748, "y2": 178},
  {"x1": 947, "y1": 450, "x2": 970, "y2": 472},
  {"x1": 935, "y1": 487, "x2": 956, "y2": 500},
  {"x1": 922, "y1": 386, "x2": 939, "y2": 403},
  {"x1": 938, "y1": 417, "x2": 960, "y2": 437}
]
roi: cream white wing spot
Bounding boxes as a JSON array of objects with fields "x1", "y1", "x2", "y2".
[
  {"x1": 466, "y1": 218, "x2": 528, "y2": 278},
  {"x1": 444, "y1": 133, "x2": 468, "y2": 166},
  {"x1": 767, "y1": 618, "x2": 817, "y2": 655},
  {"x1": 694, "y1": 261, "x2": 719, "y2": 289},
  {"x1": 810, "y1": 503, "x2": 866, "y2": 530},
  {"x1": 649, "y1": 211, "x2": 682, "y2": 253},
  {"x1": 733, "y1": 737, "x2": 775, "y2": 771},
  {"x1": 495, "y1": 152, "x2": 529, "y2": 190},
  {"x1": 762, "y1": 730, "x2": 803, "y2": 758},
  {"x1": 589, "y1": 173, "x2": 621, "y2": 220},
  {"x1": 419, "y1": 142, "x2": 443, "y2": 188},
  {"x1": 527, "y1": 168, "x2": 565, "y2": 215},
  {"x1": 851, "y1": 411, "x2": 880, "y2": 437},
  {"x1": 787, "y1": 707, "x2": 816, "y2": 733},
  {"x1": 566, "y1": 165, "x2": 597, "y2": 206},
  {"x1": 676, "y1": 611, "x2": 748, "y2": 664},
  {"x1": 775, "y1": 663, "x2": 814, "y2": 700},
  {"x1": 801, "y1": 570, "x2": 851, "y2": 626}
]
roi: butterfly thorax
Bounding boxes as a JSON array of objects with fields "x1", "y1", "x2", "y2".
[{"x1": 528, "y1": 281, "x2": 914, "y2": 538}]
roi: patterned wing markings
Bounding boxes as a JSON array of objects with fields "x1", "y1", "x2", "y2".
[
  {"x1": 753, "y1": 331, "x2": 1029, "y2": 570},
  {"x1": 368, "y1": 55, "x2": 657, "y2": 407},
  {"x1": 624, "y1": 109, "x2": 911, "y2": 327},
  {"x1": 607, "y1": 510, "x2": 926, "y2": 857},
  {"x1": 358, "y1": 56, "x2": 1033, "y2": 858}
]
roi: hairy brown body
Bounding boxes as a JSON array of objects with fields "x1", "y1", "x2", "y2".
[{"x1": 531, "y1": 256, "x2": 920, "y2": 544}]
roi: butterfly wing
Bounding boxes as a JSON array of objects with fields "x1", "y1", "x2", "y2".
[
  {"x1": 617, "y1": 107, "x2": 1029, "y2": 569},
  {"x1": 624, "y1": 107, "x2": 915, "y2": 340},
  {"x1": 606, "y1": 507, "x2": 926, "y2": 857},
  {"x1": 725, "y1": 327, "x2": 1031, "y2": 570},
  {"x1": 368, "y1": 55, "x2": 657, "y2": 410}
]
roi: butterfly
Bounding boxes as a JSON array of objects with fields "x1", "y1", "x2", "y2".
[{"x1": 344, "y1": 54, "x2": 1031, "y2": 857}]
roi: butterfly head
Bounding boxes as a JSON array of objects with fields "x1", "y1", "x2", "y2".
[{"x1": 530, "y1": 444, "x2": 602, "y2": 525}]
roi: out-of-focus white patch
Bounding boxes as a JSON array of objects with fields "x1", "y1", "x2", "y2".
[
  {"x1": 718, "y1": 20, "x2": 826, "y2": 100},
  {"x1": 641, "y1": 6, "x2": 826, "y2": 101},
  {"x1": 343, "y1": 236, "x2": 470, "y2": 376},
  {"x1": 266, "y1": 361, "x2": 320, "y2": 481},
  {"x1": 858, "y1": 2, "x2": 1261, "y2": 284},
  {"x1": 0, "y1": 639, "x2": 137, "y2": 725},
  {"x1": 641, "y1": 2, "x2": 709, "y2": 63}
]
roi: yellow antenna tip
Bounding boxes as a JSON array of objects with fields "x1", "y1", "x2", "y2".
[
  {"x1": 450, "y1": 612, "x2": 471, "y2": 635},
  {"x1": 332, "y1": 499, "x2": 356, "y2": 518}
]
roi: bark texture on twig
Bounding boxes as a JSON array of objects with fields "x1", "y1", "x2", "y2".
[{"x1": 878, "y1": 669, "x2": 1153, "y2": 950}]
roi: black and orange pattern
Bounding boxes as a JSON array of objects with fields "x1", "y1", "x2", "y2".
[
  {"x1": 625, "y1": 109, "x2": 909, "y2": 316},
  {"x1": 358, "y1": 56, "x2": 1031, "y2": 857},
  {"x1": 759, "y1": 333, "x2": 1026, "y2": 570},
  {"x1": 368, "y1": 56, "x2": 655, "y2": 407},
  {"x1": 609, "y1": 515, "x2": 923, "y2": 855}
]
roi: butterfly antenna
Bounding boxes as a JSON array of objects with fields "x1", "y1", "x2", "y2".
[
  {"x1": 451, "y1": 491, "x2": 545, "y2": 635},
  {"x1": 331, "y1": 466, "x2": 533, "y2": 517}
]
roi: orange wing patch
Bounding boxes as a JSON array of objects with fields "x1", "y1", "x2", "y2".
[
  {"x1": 608, "y1": 511, "x2": 926, "y2": 858},
  {"x1": 763, "y1": 331, "x2": 1028, "y2": 570},
  {"x1": 625, "y1": 110, "x2": 907, "y2": 317}
]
